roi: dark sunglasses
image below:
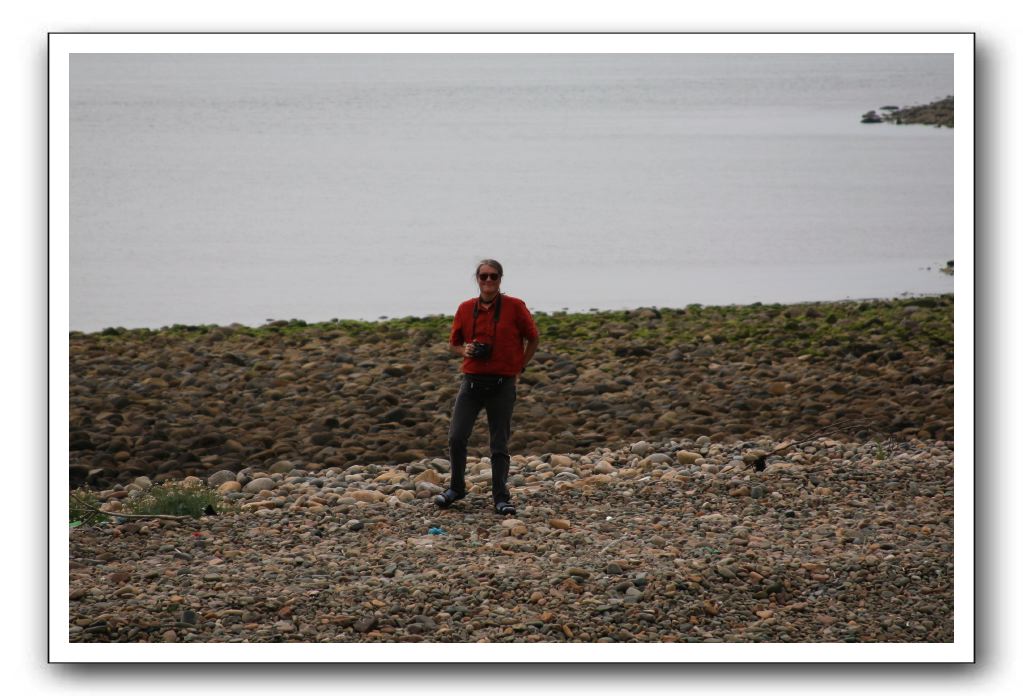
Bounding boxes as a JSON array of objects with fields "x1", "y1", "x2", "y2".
[{"x1": 477, "y1": 273, "x2": 501, "y2": 281}]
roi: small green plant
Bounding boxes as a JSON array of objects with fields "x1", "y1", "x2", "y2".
[
  {"x1": 69, "y1": 488, "x2": 109, "y2": 525},
  {"x1": 873, "y1": 439, "x2": 889, "y2": 460},
  {"x1": 126, "y1": 480, "x2": 222, "y2": 518},
  {"x1": 69, "y1": 480, "x2": 228, "y2": 526}
]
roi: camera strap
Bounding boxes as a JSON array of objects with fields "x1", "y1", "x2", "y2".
[{"x1": 471, "y1": 293, "x2": 502, "y2": 342}]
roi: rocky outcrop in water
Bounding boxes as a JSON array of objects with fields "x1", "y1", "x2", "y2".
[{"x1": 861, "y1": 97, "x2": 954, "y2": 128}]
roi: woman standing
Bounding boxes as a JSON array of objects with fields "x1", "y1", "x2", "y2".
[{"x1": 435, "y1": 259, "x2": 539, "y2": 515}]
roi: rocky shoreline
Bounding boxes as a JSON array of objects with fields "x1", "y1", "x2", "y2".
[
  {"x1": 70, "y1": 295, "x2": 953, "y2": 490},
  {"x1": 69, "y1": 435, "x2": 954, "y2": 644},
  {"x1": 67, "y1": 295, "x2": 955, "y2": 644}
]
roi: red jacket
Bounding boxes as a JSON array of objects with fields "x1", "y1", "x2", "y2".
[{"x1": 449, "y1": 294, "x2": 539, "y2": 377}]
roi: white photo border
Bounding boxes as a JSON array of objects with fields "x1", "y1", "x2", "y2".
[{"x1": 50, "y1": 31, "x2": 974, "y2": 664}]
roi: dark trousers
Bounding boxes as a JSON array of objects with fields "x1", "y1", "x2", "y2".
[{"x1": 447, "y1": 375, "x2": 517, "y2": 503}]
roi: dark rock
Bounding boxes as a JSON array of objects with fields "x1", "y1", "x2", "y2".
[
  {"x1": 220, "y1": 353, "x2": 247, "y2": 366},
  {"x1": 70, "y1": 431, "x2": 94, "y2": 451},
  {"x1": 354, "y1": 616, "x2": 378, "y2": 633}
]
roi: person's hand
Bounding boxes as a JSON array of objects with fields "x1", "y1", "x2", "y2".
[{"x1": 463, "y1": 344, "x2": 474, "y2": 358}]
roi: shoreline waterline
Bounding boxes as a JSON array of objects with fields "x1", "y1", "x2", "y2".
[{"x1": 70, "y1": 291, "x2": 954, "y2": 336}]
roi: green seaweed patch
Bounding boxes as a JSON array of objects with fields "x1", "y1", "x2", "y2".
[{"x1": 71, "y1": 295, "x2": 952, "y2": 355}]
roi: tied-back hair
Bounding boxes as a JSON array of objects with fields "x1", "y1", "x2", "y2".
[{"x1": 473, "y1": 259, "x2": 504, "y2": 280}]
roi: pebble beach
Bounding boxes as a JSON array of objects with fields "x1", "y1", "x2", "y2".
[{"x1": 68, "y1": 295, "x2": 955, "y2": 643}]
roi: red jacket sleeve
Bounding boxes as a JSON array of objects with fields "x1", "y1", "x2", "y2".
[
  {"x1": 450, "y1": 305, "x2": 466, "y2": 346},
  {"x1": 517, "y1": 300, "x2": 539, "y2": 341}
]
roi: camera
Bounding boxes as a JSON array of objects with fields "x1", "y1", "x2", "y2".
[{"x1": 468, "y1": 341, "x2": 492, "y2": 359}]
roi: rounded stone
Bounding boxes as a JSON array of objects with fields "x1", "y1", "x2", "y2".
[
  {"x1": 676, "y1": 451, "x2": 701, "y2": 466},
  {"x1": 631, "y1": 442, "x2": 653, "y2": 456},
  {"x1": 218, "y1": 481, "x2": 242, "y2": 494},
  {"x1": 349, "y1": 489, "x2": 386, "y2": 503},
  {"x1": 269, "y1": 460, "x2": 296, "y2": 474},
  {"x1": 242, "y1": 478, "x2": 276, "y2": 494},
  {"x1": 207, "y1": 470, "x2": 236, "y2": 487}
]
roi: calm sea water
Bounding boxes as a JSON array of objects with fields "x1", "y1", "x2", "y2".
[{"x1": 70, "y1": 54, "x2": 954, "y2": 331}]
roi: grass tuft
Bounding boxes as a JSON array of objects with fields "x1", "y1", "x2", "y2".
[
  {"x1": 70, "y1": 480, "x2": 228, "y2": 526},
  {"x1": 127, "y1": 480, "x2": 222, "y2": 518},
  {"x1": 69, "y1": 488, "x2": 109, "y2": 525}
]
